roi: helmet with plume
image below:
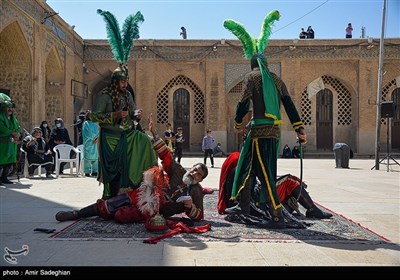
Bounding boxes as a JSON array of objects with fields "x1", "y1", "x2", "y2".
[
  {"x1": 97, "y1": 9, "x2": 144, "y2": 81},
  {"x1": 223, "y1": 10, "x2": 282, "y2": 124}
]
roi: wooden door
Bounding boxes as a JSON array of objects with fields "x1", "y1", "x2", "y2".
[
  {"x1": 316, "y1": 89, "x2": 333, "y2": 151},
  {"x1": 173, "y1": 88, "x2": 190, "y2": 150}
]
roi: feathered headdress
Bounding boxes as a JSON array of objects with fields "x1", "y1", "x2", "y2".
[
  {"x1": 97, "y1": 9, "x2": 144, "y2": 80},
  {"x1": 223, "y1": 10, "x2": 282, "y2": 124},
  {"x1": 223, "y1": 10, "x2": 280, "y2": 59}
]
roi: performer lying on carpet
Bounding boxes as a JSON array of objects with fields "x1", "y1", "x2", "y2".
[
  {"x1": 55, "y1": 114, "x2": 211, "y2": 231},
  {"x1": 218, "y1": 152, "x2": 332, "y2": 224}
]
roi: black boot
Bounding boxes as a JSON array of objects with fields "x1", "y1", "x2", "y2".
[
  {"x1": 306, "y1": 207, "x2": 332, "y2": 219},
  {"x1": 257, "y1": 208, "x2": 286, "y2": 229},
  {"x1": 78, "y1": 203, "x2": 98, "y2": 218},
  {"x1": 55, "y1": 203, "x2": 98, "y2": 222},
  {"x1": 291, "y1": 186, "x2": 332, "y2": 219},
  {"x1": 224, "y1": 184, "x2": 251, "y2": 215},
  {"x1": 1, "y1": 165, "x2": 13, "y2": 184},
  {"x1": 55, "y1": 210, "x2": 79, "y2": 222}
]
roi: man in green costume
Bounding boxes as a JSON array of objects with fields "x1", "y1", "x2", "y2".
[
  {"x1": 223, "y1": 11, "x2": 307, "y2": 229},
  {"x1": 90, "y1": 67, "x2": 157, "y2": 199},
  {"x1": 89, "y1": 9, "x2": 157, "y2": 199},
  {"x1": 0, "y1": 92, "x2": 20, "y2": 186}
]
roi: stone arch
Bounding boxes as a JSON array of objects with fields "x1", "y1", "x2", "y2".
[
  {"x1": 226, "y1": 80, "x2": 250, "y2": 152},
  {"x1": 156, "y1": 74, "x2": 204, "y2": 151},
  {"x1": 90, "y1": 70, "x2": 113, "y2": 105},
  {"x1": 303, "y1": 75, "x2": 356, "y2": 152},
  {"x1": 0, "y1": 21, "x2": 32, "y2": 131},
  {"x1": 381, "y1": 77, "x2": 400, "y2": 150},
  {"x1": 45, "y1": 46, "x2": 64, "y2": 125}
]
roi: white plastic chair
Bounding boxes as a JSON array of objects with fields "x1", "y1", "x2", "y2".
[
  {"x1": 53, "y1": 144, "x2": 80, "y2": 178},
  {"x1": 75, "y1": 144, "x2": 84, "y2": 176},
  {"x1": 21, "y1": 147, "x2": 44, "y2": 177}
]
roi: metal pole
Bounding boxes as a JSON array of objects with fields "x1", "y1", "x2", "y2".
[
  {"x1": 386, "y1": 117, "x2": 390, "y2": 172},
  {"x1": 373, "y1": 0, "x2": 387, "y2": 170}
]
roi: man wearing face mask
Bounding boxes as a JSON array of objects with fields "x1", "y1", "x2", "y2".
[
  {"x1": 55, "y1": 114, "x2": 209, "y2": 225},
  {"x1": 48, "y1": 118, "x2": 73, "y2": 174}
]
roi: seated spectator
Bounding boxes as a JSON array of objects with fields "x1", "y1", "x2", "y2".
[
  {"x1": 292, "y1": 146, "x2": 301, "y2": 158},
  {"x1": 213, "y1": 143, "x2": 226, "y2": 157},
  {"x1": 48, "y1": 118, "x2": 73, "y2": 174},
  {"x1": 22, "y1": 127, "x2": 54, "y2": 178},
  {"x1": 282, "y1": 144, "x2": 292, "y2": 158}
]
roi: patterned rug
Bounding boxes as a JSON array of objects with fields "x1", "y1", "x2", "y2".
[{"x1": 51, "y1": 192, "x2": 390, "y2": 244}]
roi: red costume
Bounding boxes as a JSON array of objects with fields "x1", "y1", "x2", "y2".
[{"x1": 95, "y1": 136, "x2": 205, "y2": 229}]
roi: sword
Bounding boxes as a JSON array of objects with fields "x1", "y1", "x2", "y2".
[{"x1": 295, "y1": 137, "x2": 304, "y2": 202}]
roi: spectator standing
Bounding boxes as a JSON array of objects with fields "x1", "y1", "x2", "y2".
[
  {"x1": 0, "y1": 92, "x2": 20, "y2": 185},
  {"x1": 299, "y1": 28, "x2": 307, "y2": 39},
  {"x1": 306, "y1": 26, "x2": 314, "y2": 39},
  {"x1": 73, "y1": 112, "x2": 85, "y2": 146},
  {"x1": 40, "y1": 121, "x2": 51, "y2": 144},
  {"x1": 180, "y1": 27, "x2": 187, "y2": 39},
  {"x1": 202, "y1": 129, "x2": 215, "y2": 168},
  {"x1": 346, "y1": 23, "x2": 353, "y2": 38},
  {"x1": 174, "y1": 127, "x2": 185, "y2": 164},
  {"x1": 164, "y1": 123, "x2": 175, "y2": 153},
  {"x1": 82, "y1": 113, "x2": 100, "y2": 177}
]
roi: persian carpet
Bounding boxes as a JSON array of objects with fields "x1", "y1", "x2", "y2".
[{"x1": 51, "y1": 192, "x2": 390, "y2": 244}]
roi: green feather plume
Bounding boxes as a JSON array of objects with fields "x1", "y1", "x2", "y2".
[
  {"x1": 257, "y1": 10, "x2": 280, "y2": 54},
  {"x1": 121, "y1": 11, "x2": 144, "y2": 63},
  {"x1": 97, "y1": 9, "x2": 124, "y2": 64},
  {"x1": 223, "y1": 19, "x2": 256, "y2": 59},
  {"x1": 98, "y1": 9, "x2": 144, "y2": 65}
]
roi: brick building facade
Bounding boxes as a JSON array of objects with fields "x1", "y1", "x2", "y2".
[{"x1": 1, "y1": 0, "x2": 399, "y2": 156}]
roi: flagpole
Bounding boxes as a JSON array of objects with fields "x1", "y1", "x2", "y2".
[{"x1": 373, "y1": 0, "x2": 387, "y2": 170}]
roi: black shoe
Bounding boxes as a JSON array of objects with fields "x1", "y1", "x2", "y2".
[
  {"x1": 55, "y1": 210, "x2": 79, "y2": 222},
  {"x1": 225, "y1": 204, "x2": 248, "y2": 215},
  {"x1": 257, "y1": 217, "x2": 286, "y2": 229},
  {"x1": 2, "y1": 178, "x2": 13, "y2": 184},
  {"x1": 46, "y1": 173, "x2": 53, "y2": 178},
  {"x1": 85, "y1": 173, "x2": 90, "y2": 177},
  {"x1": 91, "y1": 172, "x2": 98, "y2": 177},
  {"x1": 306, "y1": 207, "x2": 333, "y2": 219}
]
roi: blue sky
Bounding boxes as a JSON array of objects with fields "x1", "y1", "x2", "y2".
[{"x1": 47, "y1": 0, "x2": 399, "y2": 40}]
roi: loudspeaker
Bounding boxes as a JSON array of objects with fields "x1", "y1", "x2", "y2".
[{"x1": 381, "y1": 101, "x2": 395, "y2": 118}]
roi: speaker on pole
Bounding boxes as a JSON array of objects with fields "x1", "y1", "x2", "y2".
[{"x1": 381, "y1": 101, "x2": 395, "y2": 118}]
